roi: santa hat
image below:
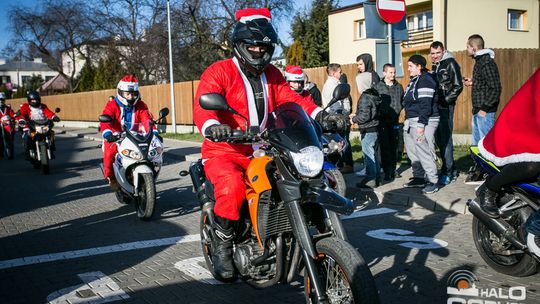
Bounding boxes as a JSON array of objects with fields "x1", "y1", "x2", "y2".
[
  {"x1": 284, "y1": 65, "x2": 305, "y2": 82},
  {"x1": 235, "y1": 8, "x2": 272, "y2": 23},
  {"x1": 478, "y1": 68, "x2": 540, "y2": 166},
  {"x1": 117, "y1": 75, "x2": 139, "y2": 91}
]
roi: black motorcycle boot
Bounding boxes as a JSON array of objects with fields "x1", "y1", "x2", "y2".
[
  {"x1": 212, "y1": 216, "x2": 235, "y2": 281},
  {"x1": 477, "y1": 184, "x2": 500, "y2": 218}
]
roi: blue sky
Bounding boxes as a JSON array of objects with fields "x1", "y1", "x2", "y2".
[{"x1": 0, "y1": 0, "x2": 362, "y2": 56}]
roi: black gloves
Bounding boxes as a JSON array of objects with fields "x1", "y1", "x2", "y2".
[
  {"x1": 205, "y1": 124, "x2": 232, "y2": 140},
  {"x1": 52, "y1": 116, "x2": 60, "y2": 122},
  {"x1": 316, "y1": 111, "x2": 347, "y2": 132}
]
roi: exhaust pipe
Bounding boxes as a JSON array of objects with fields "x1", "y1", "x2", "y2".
[{"x1": 467, "y1": 199, "x2": 527, "y2": 250}]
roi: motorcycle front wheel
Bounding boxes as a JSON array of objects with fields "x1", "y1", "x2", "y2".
[
  {"x1": 324, "y1": 169, "x2": 347, "y2": 197},
  {"x1": 39, "y1": 143, "x2": 49, "y2": 175},
  {"x1": 135, "y1": 173, "x2": 156, "y2": 220},
  {"x1": 305, "y1": 237, "x2": 380, "y2": 304},
  {"x1": 3, "y1": 133, "x2": 14, "y2": 160},
  {"x1": 472, "y1": 206, "x2": 538, "y2": 277}
]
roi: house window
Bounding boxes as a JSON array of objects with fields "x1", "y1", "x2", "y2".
[
  {"x1": 354, "y1": 19, "x2": 366, "y2": 40},
  {"x1": 508, "y1": 9, "x2": 527, "y2": 31},
  {"x1": 407, "y1": 11, "x2": 433, "y2": 32},
  {"x1": 21, "y1": 76, "x2": 31, "y2": 86}
]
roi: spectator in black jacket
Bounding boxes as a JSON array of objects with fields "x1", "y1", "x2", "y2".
[
  {"x1": 463, "y1": 34, "x2": 501, "y2": 146},
  {"x1": 375, "y1": 63, "x2": 404, "y2": 182},
  {"x1": 463, "y1": 34, "x2": 501, "y2": 184},
  {"x1": 350, "y1": 88, "x2": 381, "y2": 188},
  {"x1": 430, "y1": 41, "x2": 463, "y2": 185},
  {"x1": 304, "y1": 74, "x2": 322, "y2": 107},
  {"x1": 402, "y1": 55, "x2": 440, "y2": 194}
]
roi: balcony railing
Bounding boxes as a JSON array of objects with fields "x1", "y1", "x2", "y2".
[{"x1": 401, "y1": 27, "x2": 433, "y2": 49}]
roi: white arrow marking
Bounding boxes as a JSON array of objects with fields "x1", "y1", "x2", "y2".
[
  {"x1": 379, "y1": 0, "x2": 405, "y2": 11},
  {"x1": 366, "y1": 229, "x2": 448, "y2": 249},
  {"x1": 46, "y1": 271, "x2": 129, "y2": 304}
]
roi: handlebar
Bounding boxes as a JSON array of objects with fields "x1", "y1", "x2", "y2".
[{"x1": 205, "y1": 128, "x2": 264, "y2": 144}]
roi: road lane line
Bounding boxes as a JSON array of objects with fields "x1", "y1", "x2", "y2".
[
  {"x1": 0, "y1": 207, "x2": 395, "y2": 270},
  {"x1": 0, "y1": 234, "x2": 201, "y2": 270}
]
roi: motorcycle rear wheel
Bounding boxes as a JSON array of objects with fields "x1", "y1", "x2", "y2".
[
  {"x1": 199, "y1": 211, "x2": 236, "y2": 283},
  {"x1": 472, "y1": 206, "x2": 538, "y2": 277},
  {"x1": 39, "y1": 143, "x2": 50, "y2": 175},
  {"x1": 135, "y1": 173, "x2": 156, "y2": 220},
  {"x1": 305, "y1": 237, "x2": 379, "y2": 304}
]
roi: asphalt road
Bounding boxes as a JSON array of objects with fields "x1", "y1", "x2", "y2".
[{"x1": 1, "y1": 133, "x2": 539, "y2": 304}]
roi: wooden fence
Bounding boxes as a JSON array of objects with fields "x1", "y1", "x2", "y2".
[{"x1": 7, "y1": 48, "x2": 539, "y2": 133}]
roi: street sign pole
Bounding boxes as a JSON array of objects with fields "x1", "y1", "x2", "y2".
[
  {"x1": 167, "y1": 0, "x2": 177, "y2": 133},
  {"x1": 388, "y1": 23, "x2": 392, "y2": 65}
]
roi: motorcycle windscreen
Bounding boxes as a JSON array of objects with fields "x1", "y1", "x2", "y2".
[{"x1": 266, "y1": 102, "x2": 321, "y2": 153}]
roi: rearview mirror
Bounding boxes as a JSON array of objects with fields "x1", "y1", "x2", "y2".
[
  {"x1": 159, "y1": 107, "x2": 169, "y2": 119},
  {"x1": 199, "y1": 93, "x2": 230, "y2": 112},
  {"x1": 324, "y1": 83, "x2": 351, "y2": 110},
  {"x1": 98, "y1": 115, "x2": 113, "y2": 123}
]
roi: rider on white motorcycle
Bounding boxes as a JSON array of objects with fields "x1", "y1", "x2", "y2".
[{"x1": 100, "y1": 75, "x2": 159, "y2": 191}]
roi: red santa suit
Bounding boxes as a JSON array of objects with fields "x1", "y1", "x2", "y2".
[
  {"x1": 100, "y1": 98, "x2": 155, "y2": 179},
  {"x1": 0, "y1": 104, "x2": 15, "y2": 133},
  {"x1": 18, "y1": 103, "x2": 57, "y2": 130},
  {"x1": 193, "y1": 57, "x2": 322, "y2": 220},
  {"x1": 478, "y1": 68, "x2": 540, "y2": 166}
]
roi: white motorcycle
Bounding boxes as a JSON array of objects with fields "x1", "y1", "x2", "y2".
[{"x1": 99, "y1": 108, "x2": 169, "y2": 221}]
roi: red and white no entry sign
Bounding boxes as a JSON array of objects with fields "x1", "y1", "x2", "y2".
[{"x1": 376, "y1": 0, "x2": 406, "y2": 24}]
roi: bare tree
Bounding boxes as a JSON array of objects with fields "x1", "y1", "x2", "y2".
[
  {"x1": 169, "y1": 0, "x2": 293, "y2": 81},
  {"x1": 9, "y1": 0, "x2": 99, "y2": 92}
]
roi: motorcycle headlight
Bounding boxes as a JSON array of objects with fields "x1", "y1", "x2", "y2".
[
  {"x1": 121, "y1": 149, "x2": 142, "y2": 160},
  {"x1": 148, "y1": 146, "x2": 163, "y2": 159},
  {"x1": 290, "y1": 146, "x2": 324, "y2": 178}
]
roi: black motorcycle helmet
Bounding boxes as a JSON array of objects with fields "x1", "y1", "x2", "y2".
[
  {"x1": 27, "y1": 90, "x2": 41, "y2": 108},
  {"x1": 231, "y1": 8, "x2": 278, "y2": 76}
]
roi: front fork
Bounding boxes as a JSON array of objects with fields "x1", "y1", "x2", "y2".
[{"x1": 285, "y1": 200, "x2": 329, "y2": 304}]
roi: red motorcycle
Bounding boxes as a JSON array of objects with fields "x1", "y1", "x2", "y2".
[{"x1": 0, "y1": 114, "x2": 15, "y2": 159}]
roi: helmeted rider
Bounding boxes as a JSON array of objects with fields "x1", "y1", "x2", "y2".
[
  {"x1": 193, "y1": 7, "x2": 346, "y2": 281},
  {"x1": 284, "y1": 65, "x2": 309, "y2": 97},
  {"x1": 17, "y1": 90, "x2": 60, "y2": 160},
  {"x1": 0, "y1": 92, "x2": 14, "y2": 122},
  {"x1": 100, "y1": 75, "x2": 158, "y2": 191}
]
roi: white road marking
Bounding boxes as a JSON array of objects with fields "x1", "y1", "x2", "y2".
[
  {"x1": 366, "y1": 228, "x2": 448, "y2": 249},
  {"x1": 47, "y1": 271, "x2": 129, "y2": 304},
  {"x1": 341, "y1": 207, "x2": 397, "y2": 220},
  {"x1": 0, "y1": 234, "x2": 200, "y2": 270},
  {"x1": 174, "y1": 257, "x2": 229, "y2": 285},
  {"x1": 0, "y1": 208, "x2": 396, "y2": 271}
]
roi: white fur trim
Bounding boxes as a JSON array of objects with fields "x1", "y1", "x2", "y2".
[
  {"x1": 310, "y1": 108, "x2": 323, "y2": 120},
  {"x1": 201, "y1": 119, "x2": 220, "y2": 137},
  {"x1": 478, "y1": 138, "x2": 540, "y2": 167},
  {"x1": 232, "y1": 57, "x2": 268, "y2": 128},
  {"x1": 285, "y1": 71, "x2": 305, "y2": 82},
  {"x1": 238, "y1": 15, "x2": 270, "y2": 23}
]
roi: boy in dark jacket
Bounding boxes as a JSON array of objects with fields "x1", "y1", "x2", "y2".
[
  {"x1": 350, "y1": 88, "x2": 381, "y2": 187},
  {"x1": 375, "y1": 63, "x2": 404, "y2": 181}
]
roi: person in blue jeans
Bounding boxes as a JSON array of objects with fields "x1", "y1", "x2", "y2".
[
  {"x1": 350, "y1": 88, "x2": 381, "y2": 188},
  {"x1": 430, "y1": 41, "x2": 463, "y2": 185},
  {"x1": 463, "y1": 34, "x2": 501, "y2": 183}
]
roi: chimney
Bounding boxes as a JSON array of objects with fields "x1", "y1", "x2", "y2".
[
  {"x1": 0, "y1": 58, "x2": 6, "y2": 65},
  {"x1": 34, "y1": 57, "x2": 43, "y2": 63}
]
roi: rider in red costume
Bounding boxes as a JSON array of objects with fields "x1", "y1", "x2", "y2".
[
  {"x1": 100, "y1": 75, "x2": 157, "y2": 191},
  {"x1": 193, "y1": 8, "x2": 344, "y2": 280}
]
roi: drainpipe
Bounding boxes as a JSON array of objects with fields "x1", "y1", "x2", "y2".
[{"x1": 444, "y1": 0, "x2": 448, "y2": 47}]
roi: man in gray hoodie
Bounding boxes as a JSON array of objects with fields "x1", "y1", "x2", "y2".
[{"x1": 430, "y1": 41, "x2": 463, "y2": 185}]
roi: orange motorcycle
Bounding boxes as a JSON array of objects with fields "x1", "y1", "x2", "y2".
[{"x1": 182, "y1": 89, "x2": 379, "y2": 303}]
